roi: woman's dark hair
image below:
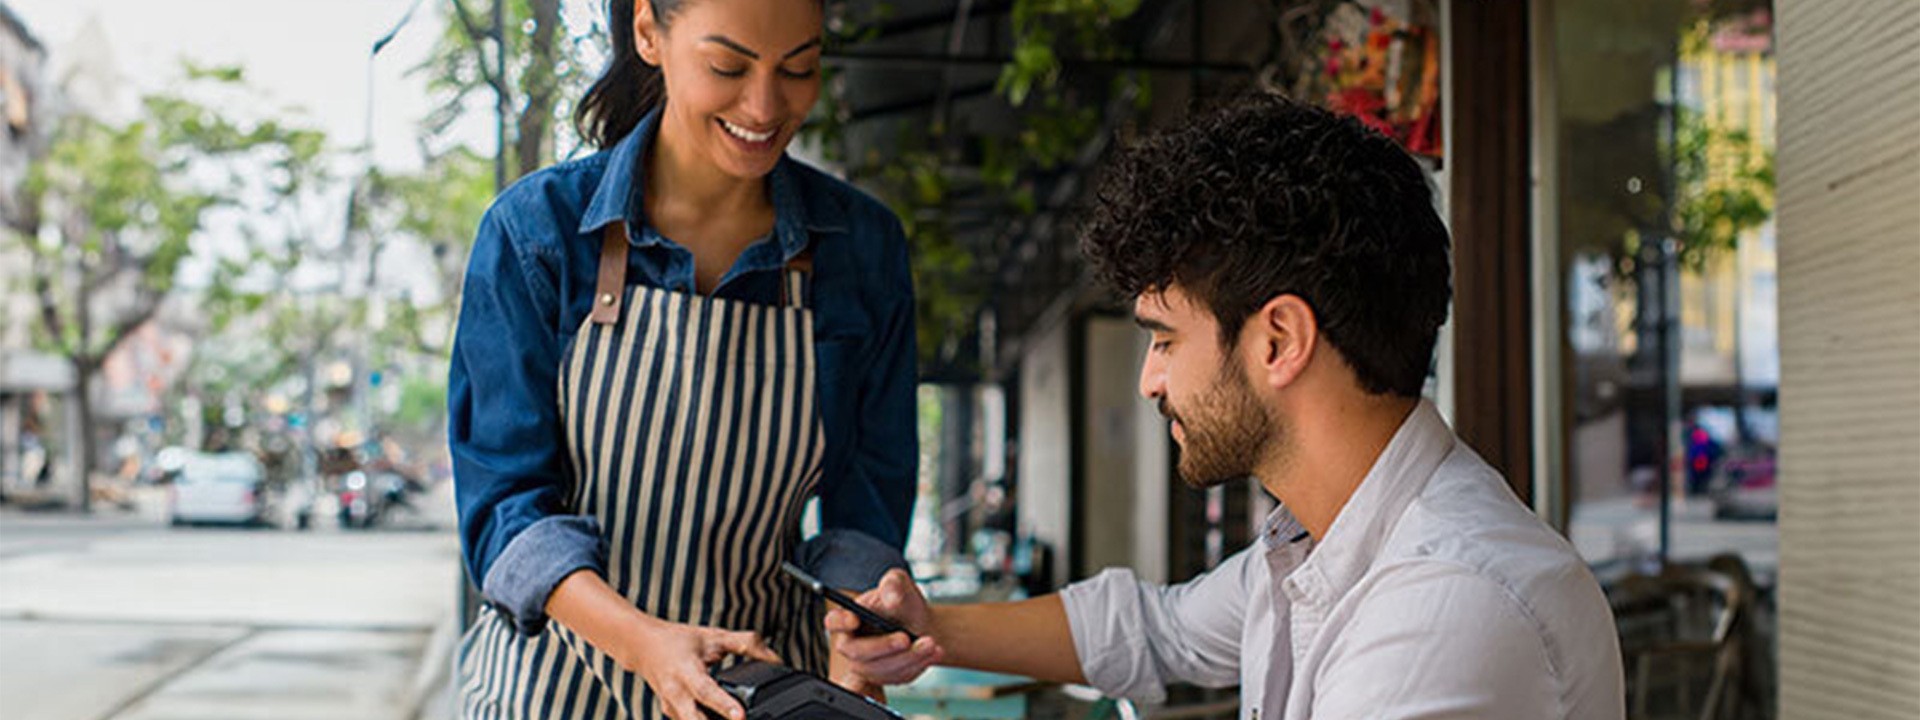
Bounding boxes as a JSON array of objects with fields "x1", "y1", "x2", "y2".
[
  {"x1": 1079, "y1": 94, "x2": 1453, "y2": 398},
  {"x1": 576, "y1": 0, "x2": 675, "y2": 150}
]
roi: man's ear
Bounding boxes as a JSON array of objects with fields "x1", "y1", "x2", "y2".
[
  {"x1": 634, "y1": 0, "x2": 662, "y2": 66},
  {"x1": 1251, "y1": 295, "x2": 1317, "y2": 391}
]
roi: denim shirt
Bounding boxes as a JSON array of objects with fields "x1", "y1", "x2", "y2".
[{"x1": 449, "y1": 111, "x2": 916, "y2": 635}]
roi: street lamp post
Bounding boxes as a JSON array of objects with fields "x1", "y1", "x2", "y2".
[{"x1": 348, "y1": 0, "x2": 424, "y2": 460}]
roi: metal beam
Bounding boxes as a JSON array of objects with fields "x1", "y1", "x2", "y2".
[
  {"x1": 869, "y1": 0, "x2": 1014, "y2": 40},
  {"x1": 847, "y1": 83, "x2": 997, "y2": 123}
]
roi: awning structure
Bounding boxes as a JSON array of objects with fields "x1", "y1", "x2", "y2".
[{"x1": 818, "y1": 0, "x2": 1287, "y2": 382}]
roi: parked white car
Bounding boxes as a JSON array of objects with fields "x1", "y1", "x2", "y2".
[{"x1": 169, "y1": 452, "x2": 271, "y2": 527}]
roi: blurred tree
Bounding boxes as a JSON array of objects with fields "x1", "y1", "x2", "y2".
[
  {"x1": 182, "y1": 134, "x2": 492, "y2": 462},
  {"x1": 362, "y1": 147, "x2": 495, "y2": 356},
  {"x1": 17, "y1": 65, "x2": 328, "y2": 509},
  {"x1": 350, "y1": 147, "x2": 495, "y2": 448},
  {"x1": 426, "y1": 0, "x2": 576, "y2": 182}
]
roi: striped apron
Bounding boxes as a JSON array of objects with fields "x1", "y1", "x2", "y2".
[{"x1": 458, "y1": 223, "x2": 829, "y2": 719}]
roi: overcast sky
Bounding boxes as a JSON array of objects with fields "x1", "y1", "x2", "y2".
[
  {"x1": 7, "y1": 0, "x2": 609, "y2": 301},
  {"x1": 7, "y1": 0, "x2": 508, "y2": 172}
]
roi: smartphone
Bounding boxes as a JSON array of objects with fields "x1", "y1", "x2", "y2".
[{"x1": 779, "y1": 561, "x2": 919, "y2": 641}]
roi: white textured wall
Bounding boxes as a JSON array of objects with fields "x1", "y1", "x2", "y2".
[
  {"x1": 1018, "y1": 318, "x2": 1072, "y2": 590},
  {"x1": 1131, "y1": 342, "x2": 1172, "y2": 586},
  {"x1": 1078, "y1": 317, "x2": 1172, "y2": 584},
  {"x1": 1079, "y1": 318, "x2": 1140, "y2": 579},
  {"x1": 1776, "y1": 2, "x2": 1920, "y2": 717}
]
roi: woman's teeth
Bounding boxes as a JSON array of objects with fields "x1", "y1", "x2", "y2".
[{"x1": 720, "y1": 119, "x2": 774, "y2": 143}]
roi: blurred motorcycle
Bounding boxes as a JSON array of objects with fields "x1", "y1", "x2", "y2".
[{"x1": 336, "y1": 470, "x2": 419, "y2": 529}]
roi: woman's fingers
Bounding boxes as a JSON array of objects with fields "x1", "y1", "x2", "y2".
[
  {"x1": 688, "y1": 674, "x2": 747, "y2": 720},
  {"x1": 715, "y1": 629, "x2": 782, "y2": 665},
  {"x1": 657, "y1": 677, "x2": 720, "y2": 720}
]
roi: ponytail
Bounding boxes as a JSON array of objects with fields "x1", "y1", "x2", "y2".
[{"x1": 576, "y1": 0, "x2": 670, "y2": 150}]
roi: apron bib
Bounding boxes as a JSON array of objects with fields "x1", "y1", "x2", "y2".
[{"x1": 459, "y1": 223, "x2": 827, "y2": 719}]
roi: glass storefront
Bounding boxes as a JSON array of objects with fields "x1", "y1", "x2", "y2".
[{"x1": 1549, "y1": 2, "x2": 1778, "y2": 581}]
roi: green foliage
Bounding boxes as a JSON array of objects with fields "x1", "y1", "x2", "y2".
[
  {"x1": 370, "y1": 147, "x2": 493, "y2": 258},
  {"x1": 359, "y1": 146, "x2": 495, "y2": 359},
  {"x1": 795, "y1": 4, "x2": 891, "y2": 164},
  {"x1": 1666, "y1": 107, "x2": 1774, "y2": 272},
  {"x1": 420, "y1": 0, "x2": 575, "y2": 177},
  {"x1": 998, "y1": 0, "x2": 1141, "y2": 107},
  {"x1": 12, "y1": 65, "x2": 338, "y2": 475},
  {"x1": 393, "y1": 375, "x2": 450, "y2": 437},
  {"x1": 831, "y1": 0, "x2": 1148, "y2": 366},
  {"x1": 20, "y1": 66, "x2": 325, "y2": 360}
]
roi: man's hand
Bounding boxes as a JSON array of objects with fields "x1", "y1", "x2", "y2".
[{"x1": 824, "y1": 569, "x2": 944, "y2": 686}]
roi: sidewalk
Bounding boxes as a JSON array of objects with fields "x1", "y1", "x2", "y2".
[{"x1": 0, "y1": 480, "x2": 466, "y2": 720}]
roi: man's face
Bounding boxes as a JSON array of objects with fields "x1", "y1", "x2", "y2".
[{"x1": 1135, "y1": 287, "x2": 1277, "y2": 489}]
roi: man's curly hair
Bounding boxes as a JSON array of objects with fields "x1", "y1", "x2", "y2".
[{"x1": 1079, "y1": 94, "x2": 1452, "y2": 398}]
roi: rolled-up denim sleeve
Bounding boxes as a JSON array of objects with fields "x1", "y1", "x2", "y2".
[
  {"x1": 795, "y1": 528, "x2": 910, "y2": 591},
  {"x1": 810, "y1": 214, "x2": 917, "y2": 590},
  {"x1": 449, "y1": 206, "x2": 605, "y2": 636},
  {"x1": 481, "y1": 515, "x2": 606, "y2": 635},
  {"x1": 1059, "y1": 546, "x2": 1254, "y2": 703}
]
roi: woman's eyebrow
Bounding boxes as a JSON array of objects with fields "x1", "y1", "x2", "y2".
[
  {"x1": 699, "y1": 36, "x2": 823, "y2": 61},
  {"x1": 701, "y1": 35, "x2": 759, "y2": 59},
  {"x1": 783, "y1": 37, "x2": 822, "y2": 59}
]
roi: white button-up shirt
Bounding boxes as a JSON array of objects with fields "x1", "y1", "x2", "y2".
[{"x1": 1060, "y1": 401, "x2": 1624, "y2": 719}]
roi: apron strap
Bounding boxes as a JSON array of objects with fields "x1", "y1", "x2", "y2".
[
  {"x1": 782, "y1": 249, "x2": 813, "y2": 309},
  {"x1": 596, "y1": 220, "x2": 813, "y2": 318},
  {"x1": 591, "y1": 223, "x2": 629, "y2": 325}
]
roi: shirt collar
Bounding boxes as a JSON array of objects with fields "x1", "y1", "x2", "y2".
[
  {"x1": 1286, "y1": 399, "x2": 1455, "y2": 605},
  {"x1": 1258, "y1": 503, "x2": 1310, "y2": 551},
  {"x1": 576, "y1": 109, "x2": 846, "y2": 259}
]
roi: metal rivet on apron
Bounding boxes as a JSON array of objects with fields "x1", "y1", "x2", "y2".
[{"x1": 599, "y1": 293, "x2": 615, "y2": 306}]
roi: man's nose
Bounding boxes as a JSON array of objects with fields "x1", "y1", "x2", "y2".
[{"x1": 1139, "y1": 350, "x2": 1164, "y2": 401}]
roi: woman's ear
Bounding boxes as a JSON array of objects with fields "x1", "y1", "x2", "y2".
[
  {"x1": 1254, "y1": 295, "x2": 1318, "y2": 391},
  {"x1": 634, "y1": 0, "x2": 661, "y2": 66}
]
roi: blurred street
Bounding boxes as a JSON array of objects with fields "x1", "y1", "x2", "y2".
[{"x1": 0, "y1": 484, "x2": 461, "y2": 720}]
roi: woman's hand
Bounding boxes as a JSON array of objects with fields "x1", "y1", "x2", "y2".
[
  {"x1": 617, "y1": 616, "x2": 782, "y2": 720},
  {"x1": 547, "y1": 569, "x2": 780, "y2": 720}
]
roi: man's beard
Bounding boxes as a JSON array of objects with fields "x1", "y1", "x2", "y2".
[{"x1": 1161, "y1": 360, "x2": 1277, "y2": 489}]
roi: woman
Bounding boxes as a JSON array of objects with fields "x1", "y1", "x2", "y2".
[{"x1": 447, "y1": 0, "x2": 920, "y2": 717}]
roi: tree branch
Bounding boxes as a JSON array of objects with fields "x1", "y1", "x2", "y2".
[
  {"x1": 515, "y1": 0, "x2": 562, "y2": 177},
  {"x1": 31, "y1": 267, "x2": 68, "y2": 355},
  {"x1": 95, "y1": 291, "x2": 163, "y2": 366},
  {"x1": 448, "y1": 0, "x2": 509, "y2": 97}
]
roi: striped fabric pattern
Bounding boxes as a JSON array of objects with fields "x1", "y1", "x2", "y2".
[{"x1": 459, "y1": 268, "x2": 827, "y2": 719}]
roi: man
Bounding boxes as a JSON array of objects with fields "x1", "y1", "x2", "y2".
[{"x1": 827, "y1": 95, "x2": 1625, "y2": 719}]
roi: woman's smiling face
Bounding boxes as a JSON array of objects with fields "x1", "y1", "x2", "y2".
[{"x1": 637, "y1": 0, "x2": 824, "y2": 180}]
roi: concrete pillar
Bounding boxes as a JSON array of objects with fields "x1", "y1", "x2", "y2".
[{"x1": 1776, "y1": 2, "x2": 1920, "y2": 716}]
